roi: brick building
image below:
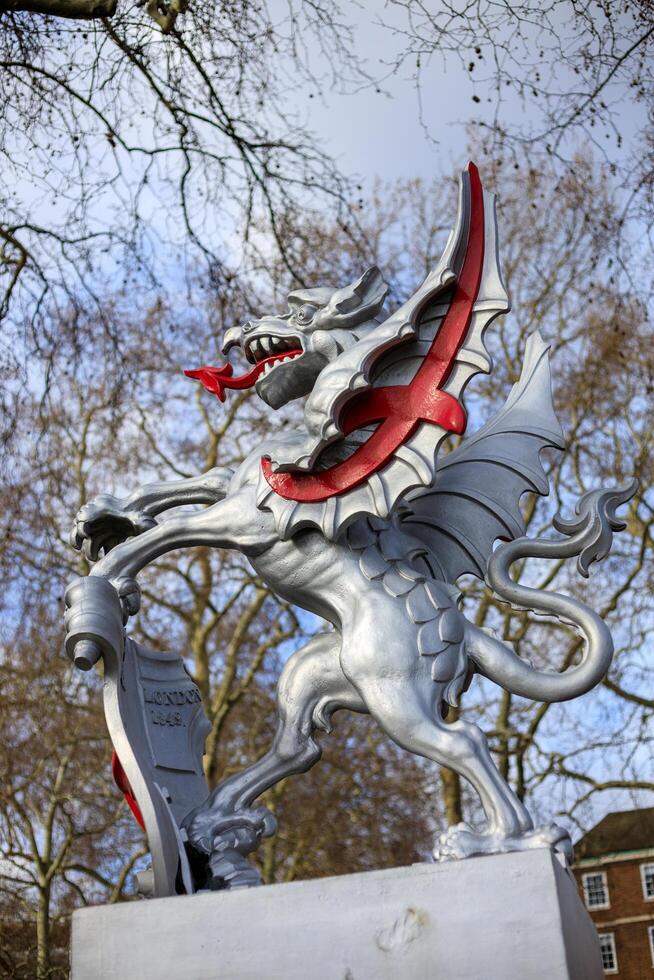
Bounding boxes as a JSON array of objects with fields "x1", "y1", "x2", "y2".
[{"x1": 572, "y1": 808, "x2": 654, "y2": 976}]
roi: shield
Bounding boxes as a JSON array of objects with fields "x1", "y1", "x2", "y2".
[{"x1": 64, "y1": 577, "x2": 211, "y2": 897}]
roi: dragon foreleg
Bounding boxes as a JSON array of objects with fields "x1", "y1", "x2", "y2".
[
  {"x1": 65, "y1": 488, "x2": 275, "y2": 670},
  {"x1": 70, "y1": 467, "x2": 233, "y2": 562}
]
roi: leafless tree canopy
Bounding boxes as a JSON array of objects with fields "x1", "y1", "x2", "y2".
[
  {"x1": 0, "y1": 0, "x2": 369, "y2": 361},
  {"x1": 386, "y1": 1, "x2": 654, "y2": 260}
]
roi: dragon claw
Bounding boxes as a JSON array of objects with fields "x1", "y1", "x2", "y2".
[
  {"x1": 112, "y1": 576, "x2": 142, "y2": 618},
  {"x1": 71, "y1": 494, "x2": 156, "y2": 562},
  {"x1": 183, "y1": 802, "x2": 276, "y2": 891},
  {"x1": 434, "y1": 822, "x2": 572, "y2": 863}
]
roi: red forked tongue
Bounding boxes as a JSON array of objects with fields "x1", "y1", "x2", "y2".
[{"x1": 184, "y1": 349, "x2": 302, "y2": 402}]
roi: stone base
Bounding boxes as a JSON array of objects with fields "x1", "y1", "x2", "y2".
[{"x1": 71, "y1": 848, "x2": 602, "y2": 979}]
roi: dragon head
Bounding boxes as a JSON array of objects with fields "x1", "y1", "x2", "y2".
[{"x1": 186, "y1": 267, "x2": 388, "y2": 409}]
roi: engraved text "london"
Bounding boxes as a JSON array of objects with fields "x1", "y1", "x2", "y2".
[{"x1": 143, "y1": 688, "x2": 201, "y2": 706}]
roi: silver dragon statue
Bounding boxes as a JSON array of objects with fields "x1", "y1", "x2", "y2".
[{"x1": 63, "y1": 164, "x2": 635, "y2": 897}]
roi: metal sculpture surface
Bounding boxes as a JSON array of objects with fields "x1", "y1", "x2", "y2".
[{"x1": 64, "y1": 164, "x2": 635, "y2": 895}]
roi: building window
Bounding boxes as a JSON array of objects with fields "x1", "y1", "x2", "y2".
[
  {"x1": 648, "y1": 926, "x2": 654, "y2": 967},
  {"x1": 598, "y1": 933, "x2": 618, "y2": 974},
  {"x1": 641, "y1": 863, "x2": 654, "y2": 901},
  {"x1": 583, "y1": 871, "x2": 610, "y2": 909}
]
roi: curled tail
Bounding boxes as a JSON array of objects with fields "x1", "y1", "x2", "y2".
[{"x1": 466, "y1": 481, "x2": 637, "y2": 703}]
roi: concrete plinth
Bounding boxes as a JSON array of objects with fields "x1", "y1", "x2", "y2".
[{"x1": 71, "y1": 848, "x2": 602, "y2": 979}]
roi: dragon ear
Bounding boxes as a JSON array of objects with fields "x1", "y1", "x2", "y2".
[{"x1": 320, "y1": 266, "x2": 389, "y2": 328}]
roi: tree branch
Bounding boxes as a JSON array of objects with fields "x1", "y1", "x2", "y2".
[{"x1": 1, "y1": 0, "x2": 117, "y2": 17}]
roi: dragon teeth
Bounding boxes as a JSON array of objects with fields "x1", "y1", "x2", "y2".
[
  {"x1": 248, "y1": 335, "x2": 302, "y2": 361},
  {"x1": 259, "y1": 351, "x2": 302, "y2": 378}
]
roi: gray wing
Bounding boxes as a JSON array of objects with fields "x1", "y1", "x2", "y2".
[{"x1": 400, "y1": 331, "x2": 565, "y2": 582}]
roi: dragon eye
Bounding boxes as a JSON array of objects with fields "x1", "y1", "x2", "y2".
[{"x1": 295, "y1": 304, "x2": 316, "y2": 324}]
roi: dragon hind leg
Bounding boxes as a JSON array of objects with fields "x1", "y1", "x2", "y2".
[
  {"x1": 356, "y1": 674, "x2": 569, "y2": 860},
  {"x1": 184, "y1": 631, "x2": 366, "y2": 889}
]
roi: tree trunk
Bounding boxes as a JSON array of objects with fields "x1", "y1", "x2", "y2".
[
  {"x1": 260, "y1": 832, "x2": 277, "y2": 885},
  {"x1": 35, "y1": 885, "x2": 50, "y2": 980},
  {"x1": 440, "y1": 767, "x2": 463, "y2": 826}
]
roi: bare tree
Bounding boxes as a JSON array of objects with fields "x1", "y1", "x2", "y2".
[
  {"x1": 386, "y1": 0, "x2": 654, "y2": 283},
  {"x1": 0, "y1": 1, "x2": 369, "y2": 362},
  {"x1": 0, "y1": 611, "x2": 147, "y2": 979}
]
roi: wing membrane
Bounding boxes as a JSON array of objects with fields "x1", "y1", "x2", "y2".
[{"x1": 401, "y1": 331, "x2": 565, "y2": 581}]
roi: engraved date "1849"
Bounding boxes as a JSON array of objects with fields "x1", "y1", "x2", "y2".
[{"x1": 150, "y1": 708, "x2": 184, "y2": 727}]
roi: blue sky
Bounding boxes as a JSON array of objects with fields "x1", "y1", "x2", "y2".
[
  {"x1": 280, "y1": 1, "x2": 647, "y2": 187},
  {"x1": 285, "y1": 5, "x2": 476, "y2": 181}
]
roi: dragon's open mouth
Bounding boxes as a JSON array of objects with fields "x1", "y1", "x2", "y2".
[{"x1": 185, "y1": 340, "x2": 303, "y2": 402}]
